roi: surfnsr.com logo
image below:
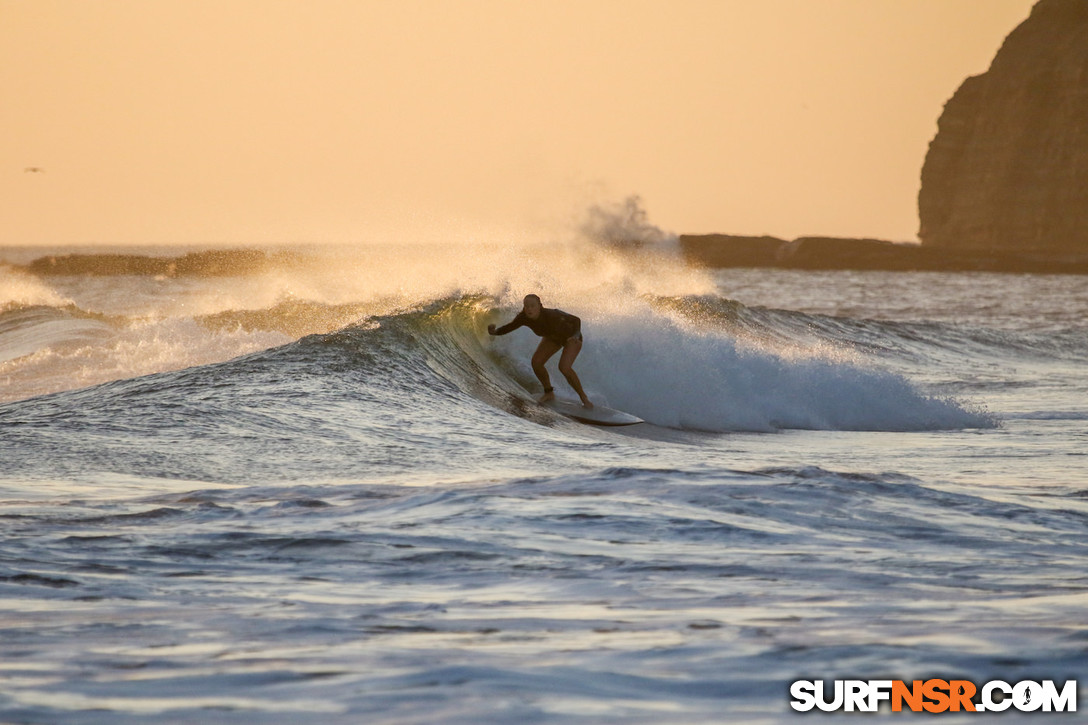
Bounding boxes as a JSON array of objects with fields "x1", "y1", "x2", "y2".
[{"x1": 790, "y1": 679, "x2": 1078, "y2": 713}]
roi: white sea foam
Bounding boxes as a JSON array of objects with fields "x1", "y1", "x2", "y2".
[
  {"x1": 0, "y1": 264, "x2": 71, "y2": 308},
  {"x1": 489, "y1": 302, "x2": 992, "y2": 432},
  {"x1": 0, "y1": 316, "x2": 288, "y2": 403}
]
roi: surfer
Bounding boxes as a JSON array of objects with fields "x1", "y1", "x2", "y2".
[{"x1": 488, "y1": 294, "x2": 593, "y2": 408}]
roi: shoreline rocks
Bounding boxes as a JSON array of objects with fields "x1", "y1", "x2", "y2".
[{"x1": 679, "y1": 234, "x2": 1088, "y2": 274}]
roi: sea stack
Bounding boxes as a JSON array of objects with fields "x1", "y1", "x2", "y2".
[{"x1": 918, "y1": 0, "x2": 1088, "y2": 260}]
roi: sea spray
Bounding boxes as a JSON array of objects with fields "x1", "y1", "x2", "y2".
[
  {"x1": 579, "y1": 195, "x2": 678, "y2": 253},
  {"x1": 0, "y1": 264, "x2": 72, "y2": 308},
  {"x1": 1, "y1": 207, "x2": 718, "y2": 403}
]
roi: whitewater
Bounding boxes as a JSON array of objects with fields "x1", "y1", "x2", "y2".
[{"x1": 0, "y1": 236, "x2": 1085, "y2": 723}]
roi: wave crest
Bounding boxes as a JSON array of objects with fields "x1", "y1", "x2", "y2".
[
  {"x1": 1, "y1": 264, "x2": 72, "y2": 308},
  {"x1": 315, "y1": 296, "x2": 995, "y2": 433}
]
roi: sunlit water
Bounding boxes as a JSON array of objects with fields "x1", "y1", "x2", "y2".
[{"x1": 1, "y1": 247, "x2": 1085, "y2": 723}]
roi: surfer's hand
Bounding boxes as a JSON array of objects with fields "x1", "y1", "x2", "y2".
[{"x1": 487, "y1": 324, "x2": 496, "y2": 335}]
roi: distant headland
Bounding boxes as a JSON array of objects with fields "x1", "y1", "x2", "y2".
[
  {"x1": 685, "y1": 0, "x2": 1088, "y2": 274},
  {"x1": 678, "y1": 235, "x2": 1088, "y2": 274}
]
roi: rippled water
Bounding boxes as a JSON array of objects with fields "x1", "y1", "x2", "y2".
[{"x1": 1, "y1": 248, "x2": 1085, "y2": 722}]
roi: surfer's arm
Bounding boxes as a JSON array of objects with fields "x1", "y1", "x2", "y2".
[{"x1": 489, "y1": 313, "x2": 526, "y2": 336}]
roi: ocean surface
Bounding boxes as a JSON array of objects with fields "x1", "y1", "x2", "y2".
[{"x1": 0, "y1": 240, "x2": 1085, "y2": 723}]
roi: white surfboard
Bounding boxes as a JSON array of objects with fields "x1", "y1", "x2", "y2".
[{"x1": 542, "y1": 398, "x2": 643, "y2": 426}]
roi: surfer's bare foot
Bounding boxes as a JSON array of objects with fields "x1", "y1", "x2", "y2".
[
  {"x1": 581, "y1": 399, "x2": 594, "y2": 409},
  {"x1": 538, "y1": 391, "x2": 555, "y2": 404}
]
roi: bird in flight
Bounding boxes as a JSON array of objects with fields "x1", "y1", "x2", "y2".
[{"x1": 24, "y1": 167, "x2": 45, "y2": 173}]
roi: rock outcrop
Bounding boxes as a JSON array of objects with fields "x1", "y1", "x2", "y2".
[
  {"x1": 918, "y1": 0, "x2": 1088, "y2": 258},
  {"x1": 678, "y1": 234, "x2": 1088, "y2": 273},
  {"x1": 679, "y1": 235, "x2": 930, "y2": 271},
  {"x1": 24, "y1": 249, "x2": 295, "y2": 277}
]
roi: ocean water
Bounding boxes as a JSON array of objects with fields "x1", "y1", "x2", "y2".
[{"x1": 0, "y1": 241, "x2": 1085, "y2": 723}]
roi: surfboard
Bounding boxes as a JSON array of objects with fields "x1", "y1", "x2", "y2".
[{"x1": 542, "y1": 398, "x2": 643, "y2": 426}]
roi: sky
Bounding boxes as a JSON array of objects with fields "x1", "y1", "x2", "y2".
[{"x1": 1, "y1": 0, "x2": 1037, "y2": 246}]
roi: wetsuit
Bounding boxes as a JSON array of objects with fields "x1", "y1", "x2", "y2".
[{"x1": 492, "y1": 308, "x2": 582, "y2": 345}]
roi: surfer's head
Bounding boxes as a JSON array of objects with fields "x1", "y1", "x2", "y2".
[{"x1": 523, "y1": 294, "x2": 542, "y2": 320}]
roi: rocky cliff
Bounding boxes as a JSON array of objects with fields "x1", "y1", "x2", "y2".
[{"x1": 918, "y1": 0, "x2": 1088, "y2": 257}]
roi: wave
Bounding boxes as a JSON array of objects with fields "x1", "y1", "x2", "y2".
[
  {"x1": 0, "y1": 304, "x2": 116, "y2": 364},
  {"x1": 445, "y1": 299, "x2": 994, "y2": 432},
  {"x1": 0, "y1": 236, "x2": 715, "y2": 405},
  {"x1": 1, "y1": 263, "x2": 73, "y2": 307},
  {"x1": 199, "y1": 295, "x2": 983, "y2": 435},
  {"x1": 0, "y1": 292, "x2": 1003, "y2": 432},
  {"x1": 650, "y1": 293, "x2": 1088, "y2": 363},
  {"x1": 0, "y1": 300, "x2": 291, "y2": 404}
]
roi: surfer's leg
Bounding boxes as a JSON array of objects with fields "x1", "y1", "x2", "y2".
[
  {"x1": 558, "y1": 337, "x2": 592, "y2": 408},
  {"x1": 532, "y1": 338, "x2": 562, "y2": 402}
]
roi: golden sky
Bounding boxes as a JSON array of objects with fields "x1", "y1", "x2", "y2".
[{"x1": 2, "y1": 0, "x2": 1036, "y2": 246}]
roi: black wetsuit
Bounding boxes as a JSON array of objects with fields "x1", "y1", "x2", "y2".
[{"x1": 492, "y1": 308, "x2": 582, "y2": 345}]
